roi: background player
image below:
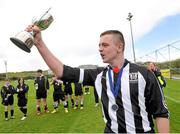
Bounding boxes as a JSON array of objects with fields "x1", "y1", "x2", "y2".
[
  {"x1": 51, "y1": 76, "x2": 68, "y2": 113},
  {"x1": 63, "y1": 81, "x2": 74, "y2": 108},
  {"x1": 1, "y1": 79, "x2": 16, "y2": 120},
  {"x1": 74, "y1": 83, "x2": 84, "y2": 110},
  {"x1": 16, "y1": 77, "x2": 29, "y2": 120},
  {"x1": 34, "y1": 69, "x2": 50, "y2": 115}
]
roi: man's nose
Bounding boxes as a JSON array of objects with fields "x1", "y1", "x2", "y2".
[{"x1": 99, "y1": 45, "x2": 103, "y2": 51}]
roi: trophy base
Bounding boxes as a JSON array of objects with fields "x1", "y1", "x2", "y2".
[{"x1": 10, "y1": 37, "x2": 31, "y2": 53}]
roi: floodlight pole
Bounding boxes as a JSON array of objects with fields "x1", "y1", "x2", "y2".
[
  {"x1": 168, "y1": 44, "x2": 172, "y2": 78},
  {"x1": 4, "y1": 60, "x2": 8, "y2": 79},
  {"x1": 127, "y1": 12, "x2": 136, "y2": 63}
]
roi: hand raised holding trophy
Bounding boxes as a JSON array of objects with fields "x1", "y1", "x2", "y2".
[{"x1": 10, "y1": 8, "x2": 53, "y2": 53}]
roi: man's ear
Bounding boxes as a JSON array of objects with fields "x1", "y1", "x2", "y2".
[{"x1": 117, "y1": 43, "x2": 123, "y2": 53}]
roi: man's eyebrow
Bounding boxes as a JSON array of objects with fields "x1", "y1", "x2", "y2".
[{"x1": 99, "y1": 43, "x2": 109, "y2": 46}]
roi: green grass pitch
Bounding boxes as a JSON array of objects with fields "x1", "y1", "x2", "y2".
[{"x1": 0, "y1": 79, "x2": 179, "y2": 133}]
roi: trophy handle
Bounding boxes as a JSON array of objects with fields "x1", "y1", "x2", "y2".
[{"x1": 32, "y1": 8, "x2": 53, "y2": 31}]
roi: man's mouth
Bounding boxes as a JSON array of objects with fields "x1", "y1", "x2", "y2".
[{"x1": 101, "y1": 54, "x2": 105, "y2": 59}]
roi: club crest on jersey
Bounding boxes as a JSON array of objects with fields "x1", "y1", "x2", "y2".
[{"x1": 129, "y1": 72, "x2": 138, "y2": 83}]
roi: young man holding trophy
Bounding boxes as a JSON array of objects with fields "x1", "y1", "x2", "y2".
[{"x1": 10, "y1": 9, "x2": 169, "y2": 133}]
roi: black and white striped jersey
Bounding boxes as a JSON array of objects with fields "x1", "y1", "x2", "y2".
[{"x1": 61, "y1": 59, "x2": 169, "y2": 133}]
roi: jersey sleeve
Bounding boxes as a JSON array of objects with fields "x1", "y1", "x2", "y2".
[
  {"x1": 24, "y1": 84, "x2": 29, "y2": 92},
  {"x1": 61, "y1": 65, "x2": 81, "y2": 83},
  {"x1": 83, "y1": 68, "x2": 104, "y2": 86},
  {"x1": 10, "y1": 85, "x2": 17, "y2": 94},
  {"x1": 145, "y1": 71, "x2": 169, "y2": 119},
  {"x1": 61, "y1": 65, "x2": 104, "y2": 86},
  {"x1": 34, "y1": 78, "x2": 37, "y2": 85},
  {"x1": 1, "y1": 87, "x2": 5, "y2": 99}
]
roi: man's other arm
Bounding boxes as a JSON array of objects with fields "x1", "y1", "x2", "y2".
[{"x1": 156, "y1": 117, "x2": 169, "y2": 133}]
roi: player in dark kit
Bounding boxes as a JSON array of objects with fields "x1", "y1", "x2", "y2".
[
  {"x1": 16, "y1": 77, "x2": 29, "y2": 120},
  {"x1": 1, "y1": 79, "x2": 16, "y2": 121},
  {"x1": 34, "y1": 69, "x2": 50, "y2": 115},
  {"x1": 74, "y1": 83, "x2": 84, "y2": 110},
  {"x1": 64, "y1": 81, "x2": 74, "y2": 108},
  {"x1": 147, "y1": 62, "x2": 166, "y2": 89},
  {"x1": 51, "y1": 76, "x2": 68, "y2": 113}
]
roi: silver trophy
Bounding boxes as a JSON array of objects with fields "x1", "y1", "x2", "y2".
[{"x1": 10, "y1": 8, "x2": 53, "y2": 53}]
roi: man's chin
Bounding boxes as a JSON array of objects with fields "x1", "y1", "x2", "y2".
[{"x1": 102, "y1": 60, "x2": 108, "y2": 63}]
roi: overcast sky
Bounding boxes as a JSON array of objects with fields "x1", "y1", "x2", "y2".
[{"x1": 0, "y1": 0, "x2": 180, "y2": 73}]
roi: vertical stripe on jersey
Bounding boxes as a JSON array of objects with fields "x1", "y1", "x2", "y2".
[
  {"x1": 100, "y1": 70, "x2": 112, "y2": 132},
  {"x1": 106, "y1": 69, "x2": 118, "y2": 133},
  {"x1": 129, "y1": 64, "x2": 144, "y2": 132},
  {"x1": 111, "y1": 66, "x2": 127, "y2": 132},
  {"x1": 138, "y1": 72, "x2": 151, "y2": 132},
  {"x1": 121, "y1": 64, "x2": 136, "y2": 133},
  {"x1": 116, "y1": 83, "x2": 126, "y2": 133},
  {"x1": 78, "y1": 69, "x2": 84, "y2": 83},
  {"x1": 95, "y1": 72, "x2": 107, "y2": 123}
]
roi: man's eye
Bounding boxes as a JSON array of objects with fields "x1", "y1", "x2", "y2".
[
  {"x1": 102, "y1": 43, "x2": 109, "y2": 47},
  {"x1": 104, "y1": 44, "x2": 109, "y2": 47}
]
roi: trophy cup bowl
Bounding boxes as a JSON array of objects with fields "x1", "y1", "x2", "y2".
[
  {"x1": 10, "y1": 8, "x2": 53, "y2": 53},
  {"x1": 10, "y1": 31, "x2": 34, "y2": 53}
]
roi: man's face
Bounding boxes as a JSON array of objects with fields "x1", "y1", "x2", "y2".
[
  {"x1": 99, "y1": 34, "x2": 122, "y2": 64},
  {"x1": 53, "y1": 76, "x2": 57, "y2": 81},
  {"x1": 148, "y1": 63, "x2": 156, "y2": 71},
  {"x1": 37, "y1": 72, "x2": 42, "y2": 77},
  {"x1": 19, "y1": 78, "x2": 23, "y2": 84},
  {"x1": 5, "y1": 81, "x2": 10, "y2": 86}
]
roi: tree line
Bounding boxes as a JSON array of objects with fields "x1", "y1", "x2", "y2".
[{"x1": 0, "y1": 58, "x2": 179, "y2": 81}]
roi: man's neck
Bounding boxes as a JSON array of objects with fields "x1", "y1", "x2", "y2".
[
  {"x1": 39, "y1": 74, "x2": 44, "y2": 77},
  {"x1": 110, "y1": 57, "x2": 125, "y2": 69}
]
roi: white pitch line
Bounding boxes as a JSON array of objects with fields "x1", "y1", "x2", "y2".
[{"x1": 165, "y1": 95, "x2": 180, "y2": 104}]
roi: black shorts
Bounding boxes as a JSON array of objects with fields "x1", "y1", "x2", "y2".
[
  {"x1": 75, "y1": 87, "x2": 83, "y2": 96},
  {"x1": 18, "y1": 98, "x2": 27, "y2": 107},
  {"x1": 36, "y1": 91, "x2": 47, "y2": 99},
  {"x1": 64, "y1": 87, "x2": 73, "y2": 95},
  {"x1": 3, "y1": 96, "x2": 14, "y2": 106},
  {"x1": 53, "y1": 92, "x2": 65, "y2": 102}
]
